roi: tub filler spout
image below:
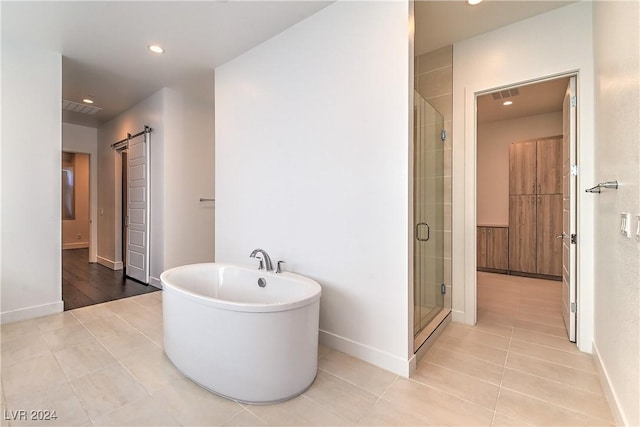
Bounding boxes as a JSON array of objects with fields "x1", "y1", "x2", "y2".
[{"x1": 250, "y1": 248, "x2": 273, "y2": 271}]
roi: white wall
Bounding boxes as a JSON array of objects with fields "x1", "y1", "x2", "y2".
[
  {"x1": 97, "y1": 77, "x2": 215, "y2": 286},
  {"x1": 215, "y1": 1, "x2": 412, "y2": 374},
  {"x1": 62, "y1": 123, "x2": 98, "y2": 262},
  {"x1": 453, "y1": 1, "x2": 596, "y2": 352},
  {"x1": 477, "y1": 112, "x2": 562, "y2": 225},
  {"x1": 592, "y1": 1, "x2": 640, "y2": 425},
  {"x1": 1, "y1": 38, "x2": 63, "y2": 323},
  {"x1": 164, "y1": 72, "x2": 216, "y2": 269}
]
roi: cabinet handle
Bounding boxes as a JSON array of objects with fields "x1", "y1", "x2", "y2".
[{"x1": 538, "y1": 184, "x2": 541, "y2": 194}]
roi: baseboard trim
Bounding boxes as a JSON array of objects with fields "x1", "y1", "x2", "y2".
[
  {"x1": 592, "y1": 341, "x2": 626, "y2": 426},
  {"x1": 1, "y1": 301, "x2": 64, "y2": 324},
  {"x1": 97, "y1": 256, "x2": 123, "y2": 271},
  {"x1": 62, "y1": 242, "x2": 89, "y2": 250},
  {"x1": 451, "y1": 309, "x2": 466, "y2": 324},
  {"x1": 319, "y1": 329, "x2": 410, "y2": 377},
  {"x1": 149, "y1": 276, "x2": 162, "y2": 289}
]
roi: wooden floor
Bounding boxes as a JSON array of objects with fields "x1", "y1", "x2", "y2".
[{"x1": 62, "y1": 248, "x2": 159, "y2": 311}]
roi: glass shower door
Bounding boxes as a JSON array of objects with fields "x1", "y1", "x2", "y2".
[{"x1": 413, "y1": 90, "x2": 449, "y2": 349}]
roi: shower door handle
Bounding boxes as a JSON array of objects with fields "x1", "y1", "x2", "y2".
[{"x1": 415, "y1": 222, "x2": 430, "y2": 242}]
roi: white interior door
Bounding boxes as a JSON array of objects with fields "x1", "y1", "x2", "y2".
[
  {"x1": 561, "y1": 76, "x2": 577, "y2": 342},
  {"x1": 126, "y1": 132, "x2": 150, "y2": 284}
]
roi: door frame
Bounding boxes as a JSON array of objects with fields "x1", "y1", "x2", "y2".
[
  {"x1": 471, "y1": 72, "x2": 580, "y2": 342},
  {"x1": 60, "y1": 148, "x2": 98, "y2": 264}
]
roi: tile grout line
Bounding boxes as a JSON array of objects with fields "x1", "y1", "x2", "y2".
[
  {"x1": 73, "y1": 325, "x2": 146, "y2": 425},
  {"x1": 498, "y1": 386, "x2": 616, "y2": 425},
  {"x1": 493, "y1": 284, "x2": 613, "y2": 426},
  {"x1": 433, "y1": 342, "x2": 506, "y2": 368},
  {"x1": 509, "y1": 332, "x2": 595, "y2": 355},
  {"x1": 414, "y1": 360, "x2": 503, "y2": 389},
  {"x1": 226, "y1": 405, "x2": 267, "y2": 426},
  {"x1": 506, "y1": 347, "x2": 598, "y2": 375},
  {"x1": 399, "y1": 375, "x2": 497, "y2": 415},
  {"x1": 316, "y1": 367, "x2": 391, "y2": 401},
  {"x1": 65, "y1": 304, "x2": 161, "y2": 425},
  {"x1": 502, "y1": 364, "x2": 605, "y2": 396},
  {"x1": 492, "y1": 324, "x2": 520, "y2": 426}
]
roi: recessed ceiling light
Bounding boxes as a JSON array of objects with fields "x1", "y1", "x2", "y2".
[
  {"x1": 503, "y1": 100, "x2": 513, "y2": 106},
  {"x1": 148, "y1": 45, "x2": 164, "y2": 54},
  {"x1": 82, "y1": 98, "x2": 94, "y2": 104},
  {"x1": 468, "y1": 0, "x2": 483, "y2": 5}
]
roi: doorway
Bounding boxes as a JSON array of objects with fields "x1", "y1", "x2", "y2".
[
  {"x1": 61, "y1": 150, "x2": 157, "y2": 311},
  {"x1": 475, "y1": 75, "x2": 578, "y2": 342}
]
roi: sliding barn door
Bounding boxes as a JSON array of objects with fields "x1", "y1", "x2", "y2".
[{"x1": 126, "y1": 132, "x2": 150, "y2": 284}]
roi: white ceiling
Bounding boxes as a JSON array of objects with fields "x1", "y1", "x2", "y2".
[
  {"x1": 2, "y1": 1, "x2": 576, "y2": 128},
  {"x1": 414, "y1": 0, "x2": 575, "y2": 56},
  {"x1": 1, "y1": 1, "x2": 333, "y2": 126},
  {"x1": 477, "y1": 77, "x2": 570, "y2": 124}
]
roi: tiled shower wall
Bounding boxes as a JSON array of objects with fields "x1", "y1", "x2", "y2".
[{"x1": 415, "y1": 45, "x2": 453, "y2": 298}]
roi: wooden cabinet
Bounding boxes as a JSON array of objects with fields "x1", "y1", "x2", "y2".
[
  {"x1": 508, "y1": 195, "x2": 562, "y2": 276},
  {"x1": 509, "y1": 137, "x2": 562, "y2": 195},
  {"x1": 477, "y1": 227, "x2": 488, "y2": 269},
  {"x1": 508, "y1": 196, "x2": 537, "y2": 274},
  {"x1": 536, "y1": 194, "x2": 562, "y2": 276},
  {"x1": 477, "y1": 226, "x2": 508, "y2": 273},
  {"x1": 536, "y1": 138, "x2": 563, "y2": 195},
  {"x1": 508, "y1": 136, "x2": 563, "y2": 279},
  {"x1": 509, "y1": 140, "x2": 537, "y2": 195}
]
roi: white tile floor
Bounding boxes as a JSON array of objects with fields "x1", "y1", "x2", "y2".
[{"x1": 1, "y1": 273, "x2": 614, "y2": 426}]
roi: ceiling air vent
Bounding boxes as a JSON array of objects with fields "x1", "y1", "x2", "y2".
[
  {"x1": 62, "y1": 99, "x2": 103, "y2": 115},
  {"x1": 491, "y1": 88, "x2": 520, "y2": 101}
]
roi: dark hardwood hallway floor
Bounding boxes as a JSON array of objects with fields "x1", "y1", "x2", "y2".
[{"x1": 62, "y1": 248, "x2": 159, "y2": 311}]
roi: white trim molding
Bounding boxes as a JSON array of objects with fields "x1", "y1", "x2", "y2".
[
  {"x1": 62, "y1": 242, "x2": 90, "y2": 250},
  {"x1": 319, "y1": 329, "x2": 410, "y2": 377},
  {"x1": 592, "y1": 341, "x2": 627, "y2": 426},
  {"x1": 1, "y1": 301, "x2": 63, "y2": 324},
  {"x1": 149, "y1": 276, "x2": 162, "y2": 289},
  {"x1": 97, "y1": 256, "x2": 123, "y2": 271}
]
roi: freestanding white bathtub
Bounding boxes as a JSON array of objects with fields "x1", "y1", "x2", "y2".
[{"x1": 160, "y1": 263, "x2": 321, "y2": 404}]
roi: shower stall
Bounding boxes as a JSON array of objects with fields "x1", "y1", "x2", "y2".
[{"x1": 413, "y1": 90, "x2": 451, "y2": 351}]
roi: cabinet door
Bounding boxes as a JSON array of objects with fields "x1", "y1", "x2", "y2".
[
  {"x1": 477, "y1": 227, "x2": 487, "y2": 268},
  {"x1": 536, "y1": 194, "x2": 563, "y2": 276},
  {"x1": 509, "y1": 141, "x2": 537, "y2": 195},
  {"x1": 509, "y1": 195, "x2": 537, "y2": 273},
  {"x1": 537, "y1": 138, "x2": 563, "y2": 194},
  {"x1": 487, "y1": 227, "x2": 509, "y2": 270}
]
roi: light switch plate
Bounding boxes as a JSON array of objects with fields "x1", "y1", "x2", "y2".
[
  {"x1": 620, "y1": 213, "x2": 631, "y2": 237},
  {"x1": 636, "y1": 215, "x2": 640, "y2": 240}
]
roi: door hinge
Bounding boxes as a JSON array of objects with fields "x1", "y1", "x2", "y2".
[
  {"x1": 440, "y1": 283, "x2": 447, "y2": 295},
  {"x1": 571, "y1": 302, "x2": 577, "y2": 313},
  {"x1": 570, "y1": 165, "x2": 579, "y2": 176},
  {"x1": 441, "y1": 129, "x2": 447, "y2": 143},
  {"x1": 570, "y1": 96, "x2": 577, "y2": 107},
  {"x1": 571, "y1": 234, "x2": 577, "y2": 244}
]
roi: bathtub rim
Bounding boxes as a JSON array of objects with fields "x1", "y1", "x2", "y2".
[{"x1": 160, "y1": 262, "x2": 321, "y2": 313}]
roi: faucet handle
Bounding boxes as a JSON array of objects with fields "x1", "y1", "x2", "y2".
[
  {"x1": 276, "y1": 260, "x2": 286, "y2": 274},
  {"x1": 255, "y1": 255, "x2": 265, "y2": 270}
]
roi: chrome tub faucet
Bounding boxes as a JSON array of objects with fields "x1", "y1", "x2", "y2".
[{"x1": 250, "y1": 248, "x2": 273, "y2": 272}]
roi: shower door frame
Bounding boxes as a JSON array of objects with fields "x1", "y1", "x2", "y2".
[{"x1": 412, "y1": 90, "x2": 451, "y2": 353}]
